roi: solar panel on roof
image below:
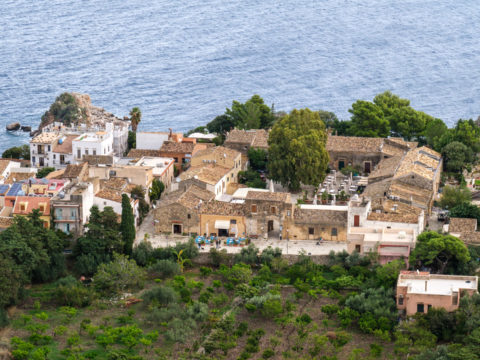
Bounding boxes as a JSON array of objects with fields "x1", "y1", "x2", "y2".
[
  {"x1": 7, "y1": 183, "x2": 22, "y2": 196},
  {"x1": 0, "y1": 184, "x2": 9, "y2": 194}
]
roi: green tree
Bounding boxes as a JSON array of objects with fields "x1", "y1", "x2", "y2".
[
  {"x1": 317, "y1": 110, "x2": 339, "y2": 129},
  {"x1": 268, "y1": 108, "x2": 329, "y2": 190},
  {"x1": 2, "y1": 144, "x2": 30, "y2": 160},
  {"x1": 425, "y1": 118, "x2": 448, "y2": 150},
  {"x1": 442, "y1": 141, "x2": 474, "y2": 172},
  {"x1": 449, "y1": 203, "x2": 480, "y2": 226},
  {"x1": 41, "y1": 92, "x2": 87, "y2": 126},
  {"x1": 349, "y1": 100, "x2": 390, "y2": 137},
  {"x1": 373, "y1": 91, "x2": 410, "y2": 118},
  {"x1": 149, "y1": 179, "x2": 165, "y2": 201},
  {"x1": 93, "y1": 253, "x2": 146, "y2": 296},
  {"x1": 374, "y1": 259, "x2": 405, "y2": 288},
  {"x1": 229, "y1": 101, "x2": 261, "y2": 130},
  {"x1": 247, "y1": 147, "x2": 268, "y2": 171},
  {"x1": 129, "y1": 107, "x2": 142, "y2": 132},
  {"x1": 127, "y1": 131, "x2": 136, "y2": 150},
  {"x1": 410, "y1": 231, "x2": 470, "y2": 274},
  {"x1": 36, "y1": 167, "x2": 55, "y2": 179},
  {"x1": 120, "y1": 194, "x2": 136, "y2": 256},
  {"x1": 74, "y1": 206, "x2": 123, "y2": 275},
  {"x1": 238, "y1": 170, "x2": 266, "y2": 189},
  {"x1": 206, "y1": 114, "x2": 236, "y2": 137},
  {"x1": 439, "y1": 186, "x2": 471, "y2": 210},
  {"x1": 389, "y1": 107, "x2": 426, "y2": 140}
]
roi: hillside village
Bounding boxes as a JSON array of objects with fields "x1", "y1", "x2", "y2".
[{"x1": 2, "y1": 93, "x2": 480, "y2": 359}]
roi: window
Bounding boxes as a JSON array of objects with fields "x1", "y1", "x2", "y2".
[
  {"x1": 331, "y1": 228, "x2": 338, "y2": 236},
  {"x1": 32, "y1": 156, "x2": 35, "y2": 164},
  {"x1": 251, "y1": 205, "x2": 257, "y2": 213},
  {"x1": 453, "y1": 292, "x2": 458, "y2": 305},
  {"x1": 77, "y1": 149, "x2": 81, "y2": 158},
  {"x1": 71, "y1": 209, "x2": 76, "y2": 218},
  {"x1": 174, "y1": 158, "x2": 178, "y2": 163},
  {"x1": 53, "y1": 154, "x2": 56, "y2": 159},
  {"x1": 20, "y1": 203, "x2": 26, "y2": 211},
  {"x1": 187, "y1": 214, "x2": 191, "y2": 219},
  {"x1": 93, "y1": 149, "x2": 96, "y2": 155},
  {"x1": 270, "y1": 206, "x2": 276, "y2": 214},
  {"x1": 287, "y1": 210, "x2": 291, "y2": 216},
  {"x1": 230, "y1": 219, "x2": 237, "y2": 224},
  {"x1": 85, "y1": 149, "x2": 89, "y2": 155},
  {"x1": 355, "y1": 244, "x2": 361, "y2": 253},
  {"x1": 308, "y1": 227, "x2": 314, "y2": 235},
  {"x1": 398, "y1": 295, "x2": 404, "y2": 305},
  {"x1": 417, "y1": 303, "x2": 424, "y2": 313},
  {"x1": 428, "y1": 304, "x2": 432, "y2": 311},
  {"x1": 39, "y1": 204, "x2": 45, "y2": 212},
  {"x1": 48, "y1": 145, "x2": 51, "y2": 151}
]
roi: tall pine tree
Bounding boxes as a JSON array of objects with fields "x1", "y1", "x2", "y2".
[{"x1": 120, "y1": 194, "x2": 136, "y2": 256}]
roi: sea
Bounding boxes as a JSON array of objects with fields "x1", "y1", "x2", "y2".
[{"x1": 1, "y1": 0, "x2": 479, "y2": 152}]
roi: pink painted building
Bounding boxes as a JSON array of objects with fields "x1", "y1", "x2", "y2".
[{"x1": 396, "y1": 271, "x2": 478, "y2": 316}]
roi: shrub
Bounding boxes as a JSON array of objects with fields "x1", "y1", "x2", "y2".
[
  {"x1": 93, "y1": 254, "x2": 146, "y2": 296},
  {"x1": 142, "y1": 286, "x2": 178, "y2": 307},
  {"x1": 54, "y1": 276, "x2": 95, "y2": 307},
  {"x1": 329, "y1": 330, "x2": 351, "y2": 348},
  {"x1": 234, "y1": 244, "x2": 259, "y2": 265},
  {"x1": 261, "y1": 298, "x2": 283, "y2": 318},
  {"x1": 132, "y1": 241, "x2": 154, "y2": 266},
  {"x1": 186, "y1": 302, "x2": 209, "y2": 322},
  {"x1": 209, "y1": 248, "x2": 229, "y2": 267},
  {"x1": 200, "y1": 266, "x2": 212, "y2": 276},
  {"x1": 321, "y1": 304, "x2": 340, "y2": 317},
  {"x1": 148, "y1": 259, "x2": 181, "y2": 279},
  {"x1": 212, "y1": 280, "x2": 222, "y2": 288},
  {"x1": 262, "y1": 348, "x2": 275, "y2": 359},
  {"x1": 370, "y1": 343, "x2": 383, "y2": 358},
  {"x1": 179, "y1": 287, "x2": 192, "y2": 303},
  {"x1": 219, "y1": 264, "x2": 252, "y2": 285},
  {"x1": 259, "y1": 247, "x2": 282, "y2": 266}
]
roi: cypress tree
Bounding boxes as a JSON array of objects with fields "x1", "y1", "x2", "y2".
[{"x1": 120, "y1": 194, "x2": 136, "y2": 256}]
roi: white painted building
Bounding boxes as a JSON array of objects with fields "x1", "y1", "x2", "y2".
[
  {"x1": 136, "y1": 132, "x2": 170, "y2": 150},
  {"x1": 72, "y1": 123, "x2": 114, "y2": 162}
]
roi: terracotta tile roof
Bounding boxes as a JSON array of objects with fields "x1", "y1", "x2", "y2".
[
  {"x1": 159, "y1": 185, "x2": 214, "y2": 209},
  {"x1": 95, "y1": 189, "x2": 123, "y2": 203},
  {"x1": 200, "y1": 201, "x2": 246, "y2": 216},
  {"x1": 458, "y1": 232, "x2": 480, "y2": 244},
  {"x1": 224, "y1": 129, "x2": 269, "y2": 149},
  {"x1": 381, "y1": 144, "x2": 407, "y2": 157},
  {"x1": 389, "y1": 182, "x2": 432, "y2": 207},
  {"x1": 127, "y1": 149, "x2": 162, "y2": 158},
  {"x1": 245, "y1": 191, "x2": 290, "y2": 203},
  {"x1": 293, "y1": 207, "x2": 347, "y2": 225},
  {"x1": 394, "y1": 146, "x2": 441, "y2": 181},
  {"x1": 160, "y1": 141, "x2": 196, "y2": 154},
  {"x1": 449, "y1": 218, "x2": 477, "y2": 233},
  {"x1": 368, "y1": 199, "x2": 421, "y2": 224},
  {"x1": 52, "y1": 135, "x2": 77, "y2": 154},
  {"x1": 362, "y1": 179, "x2": 392, "y2": 200},
  {"x1": 4, "y1": 171, "x2": 35, "y2": 184},
  {"x1": 179, "y1": 164, "x2": 231, "y2": 185},
  {"x1": 83, "y1": 155, "x2": 114, "y2": 166},
  {"x1": 327, "y1": 135, "x2": 384, "y2": 153},
  {"x1": 63, "y1": 162, "x2": 88, "y2": 179},
  {"x1": 193, "y1": 146, "x2": 241, "y2": 161},
  {"x1": 369, "y1": 156, "x2": 403, "y2": 181},
  {"x1": 0, "y1": 159, "x2": 11, "y2": 175},
  {"x1": 46, "y1": 169, "x2": 65, "y2": 179},
  {"x1": 13, "y1": 196, "x2": 50, "y2": 216},
  {"x1": 31, "y1": 132, "x2": 60, "y2": 144},
  {"x1": 0, "y1": 216, "x2": 14, "y2": 228},
  {"x1": 101, "y1": 177, "x2": 130, "y2": 191}
]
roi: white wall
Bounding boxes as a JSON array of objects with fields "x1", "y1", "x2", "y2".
[
  {"x1": 81, "y1": 183, "x2": 94, "y2": 224},
  {"x1": 72, "y1": 132, "x2": 114, "y2": 161},
  {"x1": 94, "y1": 196, "x2": 122, "y2": 215},
  {"x1": 136, "y1": 132, "x2": 169, "y2": 150}
]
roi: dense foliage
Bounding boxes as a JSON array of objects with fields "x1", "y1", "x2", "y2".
[
  {"x1": 2, "y1": 144, "x2": 30, "y2": 160},
  {"x1": 40, "y1": 92, "x2": 87, "y2": 126},
  {"x1": 268, "y1": 108, "x2": 329, "y2": 190},
  {"x1": 36, "y1": 167, "x2": 55, "y2": 178},
  {"x1": 120, "y1": 194, "x2": 136, "y2": 256}
]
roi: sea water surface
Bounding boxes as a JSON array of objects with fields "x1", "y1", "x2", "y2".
[{"x1": 0, "y1": 0, "x2": 479, "y2": 150}]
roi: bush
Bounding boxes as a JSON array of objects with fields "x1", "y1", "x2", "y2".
[
  {"x1": 234, "y1": 244, "x2": 259, "y2": 265},
  {"x1": 262, "y1": 348, "x2": 275, "y2": 359},
  {"x1": 187, "y1": 302, "x2": 209, "y2": 322},
  {"x1": 93, "y1": 254, "x2": 146, "y2": 296},
  {"x1": 259, "y1": 247, "x2": 282, "y2": 266},
  {"x1": 54, "y1": 276, "x2": 95, "y2": 307},
  {"x1": 329, "y1": 330, "x2": 351, "y2": 348},
  {"x1": 142, "y1": 286, "x2": 178, "y2": 307},
  {"x1": 219, "y1": 264, "x2": 252, "y2": 285},
  {"x1": 132, "y1": 241, "x2": 154, "y2": 266},
  {"x1": 261, "y1": 298, "x2": 283, "y2": 318},
  {"x1": 321, "y1": 304, "x2": 340, "y2": 317},
  {"x1": 209, "y1": 248, "x2": 229, "y2": 267},
  {"x1": 148, "y1": 259, "x2": 181, "y2": 279},
  {"x1": 200, "y1": 266, "x2": 212, "y2": 276}
]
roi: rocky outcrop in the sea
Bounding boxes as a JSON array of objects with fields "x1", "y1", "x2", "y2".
[
  {"x1": 6, "y1": 122, "x2": 20, "y2": 131},
  {"x1": 39, "y1": 92, "x2": 125, "y2": 129}
]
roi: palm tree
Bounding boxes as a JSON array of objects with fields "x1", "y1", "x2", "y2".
[{"x1": 129, "y1": 107, "x2": 142, "y2": 132}]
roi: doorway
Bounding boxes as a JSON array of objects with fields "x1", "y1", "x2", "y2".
[
  {"x1": 218, "y1": 228, "x2": 228, "y2": 237},
  {"x1": 338, "y1": 160, "x2": 345, "y2": 170},
  {"x1": 267, "y1": 220, "x2": 274, "y2": 232},
  {"x1": 364, "y1": 162, "x2": 371, "y2": 173},
  {"x1": 173, "y1": 224, "x2": 182, "y2": 234},
  {"x1": 354, "y1": 215, "x2": 360, "y2": 227},
  {"x1": 39, "y1": 157, "x2": 44, "y2": 167}
]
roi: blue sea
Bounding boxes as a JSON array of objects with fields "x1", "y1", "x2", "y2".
[{"x1": 0, "y1": 0, "x2": 479, "y2": 152}]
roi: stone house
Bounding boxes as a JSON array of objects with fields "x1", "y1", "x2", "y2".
[
  {"x1": 327, "y1": 135, "x2": 417, "y2": 173},
  {"x1": 243, "y1": 191, "x2": 292, "y2": 238},
  {"x1": 448, "y1": 217, "x2": 480, "y2": 244},
  {"x1": 159, "y1": 140, "x2": 207, "y2": 174},
  {"x1": 174, "y1": 163, "x2": 235, "y2": 197},
  {"x1": 396, "y1": 271, "x2": 478, "y2": 316},
  {"x1": 224, "y1": 129, "x2": 269, "y2": 159},
  {"x1": 191, "y1": 146, "x2": 242, "y2": 177},
  {"x1": 154, "y1": 185, "x2": 214, "y2": 235},
  {"x1": 285, "y1": 204, "x2": 348, "y2": 241},
  {"x1": 200, "y1": 201, "x2": 247, "y2": 237},
  {"x1": 62, "y1": 162, "x2": 89, "y2": 182}
]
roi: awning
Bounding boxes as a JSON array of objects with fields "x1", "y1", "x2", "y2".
[{"x1": 214, "y1": 220, "x2": 230, "y2": 230}]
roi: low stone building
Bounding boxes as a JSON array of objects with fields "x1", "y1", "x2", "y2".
[
  {"x1": 154, "y1": 185, "x2": 214, "y2": 235},
  {"x1": 244, "y1": 191, "x2": 292, "y2": 238},
  {"x1": 448, "y1": 217, "x2": 480, "y2": 244},
  {"x1": 200, "y1": 201, "x2": 247, "y2": 237},
  {"x1": 159, "y1": 140, "x2": 207, "y2": 173},
  {"x1": 396, "y1": 271, "x2": 478, "y2": 316},
  {"x1": 224, "y1": 129, "x2": 269, "y2": 155},
  {"x1": 327, "y1": 135, "x2": 416, "y2": 173},
  {"x1": 286, "y1": 204, "x2": 348, "y2": 241},
  {"x1": 174, "y1": 163, "x2": 235, "y2": 197}
]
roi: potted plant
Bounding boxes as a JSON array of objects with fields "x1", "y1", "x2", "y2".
[{"x1": 321, "y1": 191, "x2": 328, "y2": 204}]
